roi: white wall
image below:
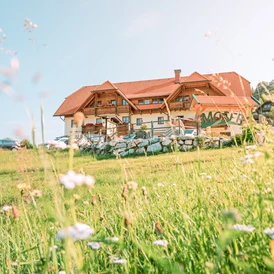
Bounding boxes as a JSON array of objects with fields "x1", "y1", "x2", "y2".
[
  {"x1": 64, "y1": 111, "x2": 197, "y2": 136},
  {"x1": 64, "y1": 118, "x2": 83, "y2": 137},
  {"x1": 170, "y1": 110, "x2": 196, "y2": 120},
  {"x1": 64, "y1": 110, "x2": 244, "y2": 137},
  {"x1": 131, "y1": 113, "x2": 169, "y2": 130}
]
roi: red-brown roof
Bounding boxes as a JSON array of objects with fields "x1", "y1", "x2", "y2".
[
  {"x1": 94, "y1": 80, "x2": 117, "y2": 91},
  {"x1": 204, "y1": 72, "x2": 251, "y2": 97},
  {"x1": 184, "y1": 72, "x2": 210, "y2": 82},
  {"x1": 54, "y1": 86, "x2": 97, "y2": 116},
  {"x1": 54, "y1": 71, "x2": 253, "y2": 116},
  {"x1": 137, "y1": 104, "x2": 162, "y2": 110},
  {"x1": 194, "y1": 95, "x2": 257, "y2": 106}
]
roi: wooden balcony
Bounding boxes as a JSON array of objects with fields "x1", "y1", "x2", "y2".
[
  {"x1": 82, "y1": 124, "x2": 105, "y2": 134},
  {"x1": 83, "y1": 108, "x2": 95, "y2": 115},
  {"x1": 117, "y1": 105, "x2": 130, "y2": 113},
  {"x1": 82, "y1": 125, "x2": 95, "y2": 133},
  {"x1": 96, "y1": 106, "x2": 116, "y2": 115},
  {"x1": 169, "y1": 102, "x2": 191, "y2": 110},
  {"x1": 84, "y1": 105, "x2": 130, "y2": 116}
]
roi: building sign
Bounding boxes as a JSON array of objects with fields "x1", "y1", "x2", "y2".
[{"x1": 201, "y1": 111, "x2": 245, "y2": 128}]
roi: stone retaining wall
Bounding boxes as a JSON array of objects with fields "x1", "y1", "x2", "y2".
[{"x1": 81, "y1": 136, "x2": 230, "y2": 157}]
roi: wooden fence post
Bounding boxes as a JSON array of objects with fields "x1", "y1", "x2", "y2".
[{"x1": 177, "y1": 117, "x2": 181, "y2": 135}]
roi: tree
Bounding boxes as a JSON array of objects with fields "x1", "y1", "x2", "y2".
[
  {"x1": 253, "y1": 80, "x2": 274, "y2": 102},
  {"x1": 253, "y1": 80, "x2": 274, "y2": 122}
]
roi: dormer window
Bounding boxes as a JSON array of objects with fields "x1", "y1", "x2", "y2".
[
  {"x1": 139, "y1": 99, "x2": 150, "y2": 104},
  {"x1": 152, "y1": 98, "x2": 164, "y2": 104}
]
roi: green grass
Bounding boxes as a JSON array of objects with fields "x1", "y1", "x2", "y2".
[{"x1": 1, "y1": 145, "x2": 274, "y2": 273}]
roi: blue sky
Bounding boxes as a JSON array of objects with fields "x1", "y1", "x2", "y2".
[{"x1": 1, "y1": 0, "x2": 274, "y2": 143}]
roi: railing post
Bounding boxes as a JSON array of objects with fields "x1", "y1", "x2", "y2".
[
  {"x1": 177, "y1": 117, "x2": 181, "y2": 135},
  {"x1": 151, "y1": 121, "x2": 154, "y2": 138},
  {"x1": 128, "y1": 122, "x2": 131, "y2": 136}
]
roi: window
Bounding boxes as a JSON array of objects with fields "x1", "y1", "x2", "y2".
[
  {"x1": 97, "y1": 101, "x2": 102, "y2": 106},
  {"x1": 136, "y1": 118, "x2": 143, "y2": 125},
  {"x1": 152, "y1": 98, "x2": 164, "y2": 104},
  {"x1": 158, "y1": 117, "x2": 164, "y2": 124},
  {"x1": 263, "y1": 104, "x2": 271, "y2": 111},
  {"x1": 96, "y1": 118, "x2": 102, "y2": 124},
  {"x1": 139, "y1": 99, "x2": 149, "y2": 104},
  {"x1": 183, "y1": 95, "x2": 190, "y2": 101},
  {"x1": 176, "y1": 96, "x2": 182, "y2": 102},
  {"x1": 71, "y1": 120, "x2": 74, "y2": 128},
  {"x1": 122, "y1": 116, "x2": 129, "y2": 123},
  {"x1": 111, "y1": 100, "x2": 116, "y2": 105},
  {"x1": 122, "y1": 99, "x2": 128, "y2": 105},
  {"x1": 144, "y1": 99, "x2": 150, "y2": 104}
]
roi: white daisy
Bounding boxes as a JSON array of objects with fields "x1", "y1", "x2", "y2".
[{"x1": 232, "y1": 224, "x2": 255, "y2": 232}]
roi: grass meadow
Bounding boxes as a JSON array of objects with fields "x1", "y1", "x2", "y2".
[{"x1": 1, "y1": 143, "x2": 274, "y2": 273}]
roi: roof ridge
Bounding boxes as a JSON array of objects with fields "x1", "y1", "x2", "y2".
[
  {"x1": 82, "y1": 72, "x2": 241, "y2": 88},
  {"x1": 183, "y1": 71, "x2": 210, "y2": 82},
  {"x1": 94, "y1": 80, "x2": 117, "y2": 91}
]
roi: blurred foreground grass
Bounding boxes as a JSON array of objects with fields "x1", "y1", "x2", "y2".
[{"x1": 1, "y1": 146, "x2": 274, "y2": 273}]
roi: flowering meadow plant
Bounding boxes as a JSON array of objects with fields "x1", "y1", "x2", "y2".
[
  {"x1": 2, "y1": 142, "x2": 274, "y2": 273},
  {"x1": 58, "y1": 170, "x2": 95, "y2": 189},
  {"x1": 57, "y1": 223, "x2": 94, "y2": 241}
]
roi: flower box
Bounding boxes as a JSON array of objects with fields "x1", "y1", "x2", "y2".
[{"x1": 82, "y1": 124, "x2": 95, "y2": 133}]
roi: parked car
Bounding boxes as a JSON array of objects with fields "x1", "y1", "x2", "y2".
[
  {"x1": 53, "y1": 135, "x2": 69, "y2": 142},
  {"x1": 58, "y1": 137, "x2": 69, "y2": 145},
  {"x1": 184, "y1": 129, "x2": 206, "y2": 137},
  {"x1": 0, "y1": 139, "x2": 21, "y2": 150}
]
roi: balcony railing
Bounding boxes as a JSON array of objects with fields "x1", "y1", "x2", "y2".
[
  {"x1": 169, "y1": 102, "x2": 191, "y2": 110},
  {"x1": 83, "y1": 108, "x2": 95, "y2": 115},
  {"x1": 84, "y1": 105, "x2": 130, "y2": 116},
  {"x1": 96, "y1": 106, "x2": 116, "y2": 115},
  {"x1": 117, "y1": 105, "x2": 130, "y2": 113}
]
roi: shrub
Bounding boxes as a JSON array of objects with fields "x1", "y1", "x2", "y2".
[
  {"x1": 242, "y1": 125, "x2": 254, "y2": 144},
  {"x1": 20, "y1": 139, "x2": 34, "y2": 149},
  {"x1": 232, "y1": 134, "x2": 243, "y2": 146},
  {"x1": 196, "y1": 136, "x2": 206, "y2": 147},
  {"x1": 139, "y1": 124, "x2": 148, "y2": 132}
]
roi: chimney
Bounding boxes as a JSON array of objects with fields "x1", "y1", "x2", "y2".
[{"x1": 174, "y1": 69, "x2": 181, "y2": 84}]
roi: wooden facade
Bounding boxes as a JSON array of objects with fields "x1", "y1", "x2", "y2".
[{"x1": 54, "y1": 71, "x2": 257, "y2": 137}]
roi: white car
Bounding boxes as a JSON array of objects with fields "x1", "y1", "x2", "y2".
[{"x1": 184, "y1": 129, "x2": 206, "y2": 136}]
